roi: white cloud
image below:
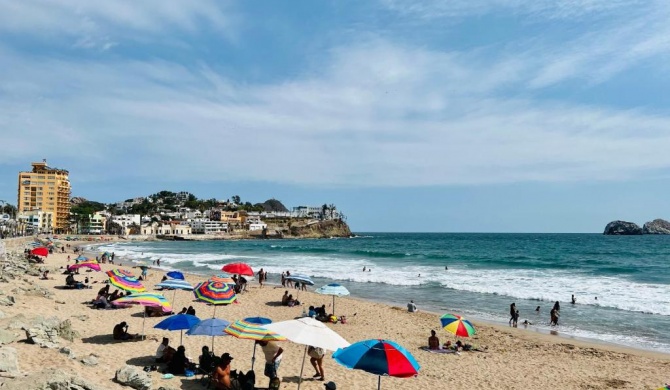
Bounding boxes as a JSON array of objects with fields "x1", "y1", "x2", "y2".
[
  {"x1": 0, "y1": 0, "x2": 235, "y2": 50},
  {"x1": 2, "y1": 38, "x2": 670, "y2": 188}
]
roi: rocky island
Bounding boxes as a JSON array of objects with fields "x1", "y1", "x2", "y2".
[{"x1": 603, "y1": 219, "x2": 670, "y2": 235}]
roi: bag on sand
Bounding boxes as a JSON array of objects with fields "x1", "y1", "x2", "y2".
[{"x1": 269, "y1": 377, "x2": 281, "y2": 390}]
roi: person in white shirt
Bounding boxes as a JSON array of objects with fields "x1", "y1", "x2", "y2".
[{"x1": 156, "y1": 337, "x2": 174, "y2": 363}]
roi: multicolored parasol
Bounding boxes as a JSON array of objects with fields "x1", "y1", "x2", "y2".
[
  {"x1": 224, "y1": 319, "x2": 285, "y2": 370},
  {"x1": 193, "y1": 281, "x2": 237, "y2": 305},
  {"x1": 107, "y1": 272, "x2": 146, "y2": 293},
  {"x1": 106, "y1": 269, "x2": 136, "y2": 278},
  {"x1": 68, "y1": 260, "x2": 101, "y2": 272},
  {"x1": 221, "y1": 262, "x2": 254, "y2": 276},
  {"x1": 440, "y1": 313, "x2": 476, "y2": 337},
  {"x1": 209, "y1": 275, "x2": 237, "y2": 285},
  {"x1": 112, "y1": 292, "x2": 172, "y2": 338},
  {"x1": 332, "y1": 339, "x2": 420, "y2": 390}
]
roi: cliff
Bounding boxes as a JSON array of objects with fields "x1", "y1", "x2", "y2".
[{"x1": 287, "y1": 219, "x2": 353, "y2": 238}]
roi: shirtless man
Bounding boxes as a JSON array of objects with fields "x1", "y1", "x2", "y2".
[{"x1": 212, "y1": 353, "x2": 234, "y2": 390}]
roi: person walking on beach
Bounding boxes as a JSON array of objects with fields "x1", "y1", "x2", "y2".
[
  {"x1": 258, "y1": 268, "x2": 265, "y2": 288},
  {"x1": 286, "y1": 271, "x2": 293, "y2": 288},
  {"x1": 513, "y1": 309, "x2": 519, "y2": 327},
  {"x1": 281, "y1": 272, "x2": 286, "y2": 287},
  {"x1": 257, "y1": 340, "x2": 283, "y2": 383},
  {"x1": 509, "y1": 303, "x2": 517, "y2": 326}
]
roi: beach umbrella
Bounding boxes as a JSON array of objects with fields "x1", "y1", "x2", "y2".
[
  {"x1": 193, "y1": 281, "x2": 237, "y2": 317},
  {"x1": 155, "y1": 279, "x2": 194, "y2": 306},
  {"x1": 224, "y1": 319, "x2": 286, "y2": 370},
  {"x1": 75, "y1": 255, "x2": 89, "y2": 262},
  {"x1": 656, "y1": 385, "x2": 670, "y2": 390},
  {"x1": 106, "y1": 269, "x2": 136, "y2": 278},
  {"x1": 108, "y1": 274, "x2": 146, "y2": 293},
  {"x1": 286, "y1": 274, "x2": 314, "y2": 286},
  {"x1": 265, "y1": 317, "x2": 350, "y2": 390},
  {"x1": 221, "y1": 262, "x2": 254, "y2": 276},
  {"x1": 68, "y1": 261, "x2": 101, "y2": 272},
  {"x1": 31, "y1": 247, "x2": 49, "y2": 257},
  {"x1": 112, "y1": 292, "x2": 172, "y2": 338},
  {"x1": 244, "y1": 317, "x2": 272, "y2": 325},
  {"x1": 210, "y1": 275, "x2": 237, "y2": 285},
  {"x1": 440, "y1": 313, "x2": 476, "y2": 338},
  {"x1": 315, "y1": 283, "x2": 350, "y2": 315},
  {"x1": 187, "y1": 318, "x2": 231, "y2": 353},
  {"x1": 154, "y1": 314, "x2": 201, "y2": 345},
  {"x1": 332, "y1": 339, "x2": 420, "y2": 390},
  {"x1": 167, "y1": 271, "x2": 185, "y2": 280}
]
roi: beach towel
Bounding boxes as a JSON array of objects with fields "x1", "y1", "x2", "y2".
[{"x1": 420, "y1": 347, "x2": 458, "y2": 354}]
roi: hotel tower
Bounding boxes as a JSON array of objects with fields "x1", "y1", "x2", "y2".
[{"x1": 17, "y1": 160, "x2": 71, "y2": 233}]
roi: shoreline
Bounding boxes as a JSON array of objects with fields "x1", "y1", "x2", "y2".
[
  {"x1": 1, "y1": 237, "x2": 669, "y2": 389},
  {"x1": 85, "y1": 239, "x2": 670, "y2": 359}
]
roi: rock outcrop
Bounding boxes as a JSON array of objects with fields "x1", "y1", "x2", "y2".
[
  {"x1": 0, "y1": 346, "x2": 19, "y2": 375},
  {"x1": 642, "y1": 219, "x2": 670, "y2": 234},
  {"x1": 2, "y1": 368, "x2": 100, "y2": 390},
  {"x1": 603, "y1": 221, "x2": 643, "y2": 235},
  {"x1": 115, "y1": 365, "x2": 152, "y2": 390},
  {"x1": 23, "y1": 317, "x2": 79, "y2": 348},
  {"x1": 288, "y1": 220, "x2": 353, "y2": 238}
]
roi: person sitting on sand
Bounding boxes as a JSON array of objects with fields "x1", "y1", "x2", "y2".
[
  {"x1": 428, "y1": 330, "x2": 440, "y2": 350},
  {"x1": 281, "y1": 291, "x2": 290, "y2": 306},
  {"x1": 407, "y1": 300, "x2": 417, "y2": 313},
  {"x1": 97, "y1": 285, "x2": 110, "y2": 297},
  {"x1": 199, "y1": 346, "x2": 215, "y2": 374},
  {"x1": 156, "y1": 337, "x2": 176, "y2": 363},
  {"x1": 179, "y1": 307, "x2": 187, "y2": 314},
  {"x1": 186, "y1": 306, "x2": 196, "y2": 316},
  {"x1": 167, "y1": 345, "x2": 190, "y2": 375},
  {"x1": 113, "y1": 322, "x2": 134, "y2": 341},
  {"x1": 239, "y1": 276, "x2": 248, "y2": 292},
  {"x1": 93, "y1": 293, "x2": 111, "y2": 309},
  {"x1": 287, "y1": 294, "x2": 300, "y2": 307},
  {"x1": 41, "y1": 270, "x2": 50, "y2": 280},
  {"x1": 308, "y1": 306, "x2": 316, "y2": 318},
  {"x1": 108, "y1": 289, "x2": 120, "y2": 302}
]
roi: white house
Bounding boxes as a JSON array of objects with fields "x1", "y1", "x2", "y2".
[
  {"x1": 245, "y1": 214, "x2": 262, "y2": 225},
  {"x1": 18, "y1": 210, "x2": 53, "y2": 234},
  {"x1": 190, "y1": 220, "x2": 228, "y2": 234},
  {"x1": 111, "y1": 214, "x2": 141, "y2": 228},
  {"x1": 142, "y1": 222, "x2": 192, "y2": 236},
  {"x1": 249, "y1": 222, "x2": 267, "y2": 231}
]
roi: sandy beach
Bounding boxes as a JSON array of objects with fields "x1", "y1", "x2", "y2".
[{"x1": 1, "y1": 237, "x2": 668, "y2": 390}]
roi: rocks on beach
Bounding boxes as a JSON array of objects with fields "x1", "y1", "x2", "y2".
[
  {"x1": 0, "y1": 346, "x2": 19, "y2": 375},
  {"x1": 115, "y1": 365, "x2": 152, "y2": 390},
  {"x1": 3, "y1": 368, "x2": 100, "y2": 390},
  {"x1": 23, "y1": 317, "x2": 79, "y2": 349}
]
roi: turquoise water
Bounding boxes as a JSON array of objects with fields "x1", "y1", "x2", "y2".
[{"x1": 98, "y1": 233, "x2": 670, "y2": 353}]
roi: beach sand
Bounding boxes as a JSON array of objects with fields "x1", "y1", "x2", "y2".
[{"x1": 1, "y1": 239, "x2": 668, "y2": 389}]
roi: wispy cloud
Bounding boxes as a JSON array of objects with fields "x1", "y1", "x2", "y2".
[
  {"x1": 2, "y1": 36, "x2": 670, "y2": 188},
  {"x1": 0, "y1": 0, "x2": 235, "y2": 50}
]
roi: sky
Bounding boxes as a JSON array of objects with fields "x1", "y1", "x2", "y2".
[{"x1": 1, "y1": 0, "x2": 670, "y2": 233}]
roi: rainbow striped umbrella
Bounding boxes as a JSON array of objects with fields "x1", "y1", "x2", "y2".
[
  {"x1": 68, "y1": 260, "x2": 101, "y2": 272},
  {"x1": 106, "y1": 269, "x2": 136, "y2": 279},
  {"x1": 440, "y1": 313, "x2": 476, "y2": 337},
  {"x1": 657, "y1": 386, "x2": 670, "y2": 390},
  {"x1": 108, "y1": 274, "x2": 146, "y2": 293},
  {"x1": 224, "y1": 319, "x2": 285, "y2": 370},
  {"x1": 112, "y1": 292, "x2": 172, "y2": 338},
  {"x1": 193, "y1": 281, "x2": 237, "y2": 305}
]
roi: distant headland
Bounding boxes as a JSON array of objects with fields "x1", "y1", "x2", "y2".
[{"x1": 603, "y1": 219, "x2": 670, "y2": 235}]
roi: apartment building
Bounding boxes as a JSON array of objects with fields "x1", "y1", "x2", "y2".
[{"x1": 17, "y1": 161, "x2": 71, "y2": 233}]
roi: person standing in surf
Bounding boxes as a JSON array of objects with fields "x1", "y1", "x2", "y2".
[{"x1": 509, "y1": 303, "x2": 517, "y2": 326}]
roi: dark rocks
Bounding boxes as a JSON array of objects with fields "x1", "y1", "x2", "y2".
[
  {"x1": 603, "y1": 221, "x2": 643, "y2": 235},
  {"x1": 642, "y1": 219, "x2": 670, "y2": 235},
  {"x1": 115, "y1": 365, "x2": 152, "y2": 390}
]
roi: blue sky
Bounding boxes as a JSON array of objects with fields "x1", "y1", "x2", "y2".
[{"x1": 1, "y1": 0, "x2": 670, "y2": 233}]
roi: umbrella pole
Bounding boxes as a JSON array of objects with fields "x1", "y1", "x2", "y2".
[
  {"x1": 141, "y1": 309, "x2": 146, "y2": 340},
  {"x1": 180, "y1": 329, "x2": 183, "y2": 346},
  {"x1": 172, "y1": 289, "x2": 177, "y2": 307},
  {"x1": 332, "y1": 295, "x2": 336, "y2": 315},
  {"x1": 378, "y1": 375, "x2": 381, "y2": 390},
  {"x1": 251, "y1": 343, "x2": 256, "y2": 371},
  {"x1": 211, "y1": 335, "x2": 214, "y2": 354},
  {"x1": 297, "y1": 345, "x2": 307, "y2": 390}
]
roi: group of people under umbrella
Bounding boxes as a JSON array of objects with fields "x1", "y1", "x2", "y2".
[{"x1": 80, "y1": 260, "x2": 476, "y2": 389}]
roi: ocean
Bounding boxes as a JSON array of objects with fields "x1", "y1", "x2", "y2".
[{"x1": 96, "y1": 233, "x2": 670, "y2": 353}]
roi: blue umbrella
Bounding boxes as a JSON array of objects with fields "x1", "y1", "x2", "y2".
[
  {"x1": 75, "y1": 255, "x2": 88, "y2": 261},
  {"x1": 167, "y1": 271, "x2": 185, "y2": 280},
  {"x1": 333, "y1": 339, "x2": 420, "y2": 390},
  {"x1": 156, "y1": 279, "x2": 194, "y2": 306},
  {"x1": 186, "y1": 318, "x2": 231, "y2": 353},
  {"x1": 315, "y1": 283, "x2": 350, "y2": 315},
  {"x1": 244, "y1": 316, "x2": 272, "y2": 325},
  {"x1": 154, "y1": 314, "x2": 201, "y2": 345},
  {"x1": 286, "y1": 273, "x2": 314, "y2": 286}
]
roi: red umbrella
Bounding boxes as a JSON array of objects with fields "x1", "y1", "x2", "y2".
[
  {"x1": 221, "y1": 262, "x2": 254, "y2": 276},
  {"x1": 31, "y1": 247, "x2": 49, "y2": 257}
]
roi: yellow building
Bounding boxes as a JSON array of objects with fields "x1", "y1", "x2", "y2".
[{"x1": 17, "y1": 160, "x2": 71, "y2": 233}]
